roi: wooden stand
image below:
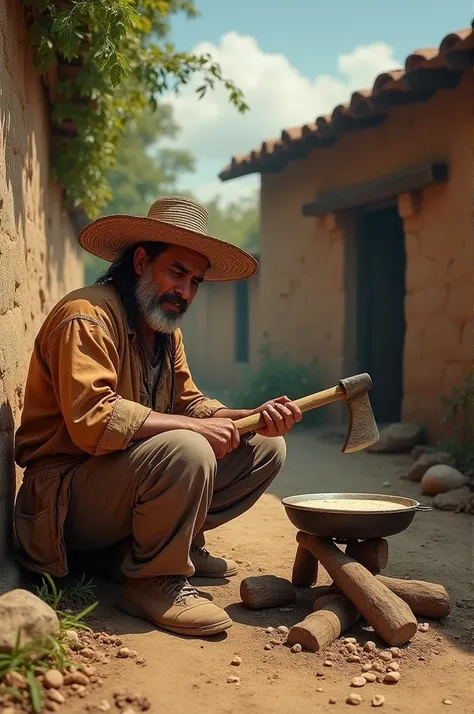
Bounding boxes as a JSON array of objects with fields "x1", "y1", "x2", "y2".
[{"x1": 287, "y1": 532, "x2": 451, "y2": 649}]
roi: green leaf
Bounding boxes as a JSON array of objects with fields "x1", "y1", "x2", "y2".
[{"x1": 26, "y1": 669, "x2": 43, "y2": 714}]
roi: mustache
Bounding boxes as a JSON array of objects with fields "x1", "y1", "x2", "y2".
[{"x1": 158, "y1": 293, "x2": 188, "y2": 313}]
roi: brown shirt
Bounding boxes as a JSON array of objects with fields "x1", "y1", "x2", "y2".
[
  {"x1": 13, "y1": 284, "x2": 225, "y2": 577},
  {"x1": 15, "y1": 284, "x2": 224, "y2": 468}
]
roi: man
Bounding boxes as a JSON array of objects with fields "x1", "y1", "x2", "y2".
[{"x1": 14, "y1": 196, "x2": 302, "y2": 638}]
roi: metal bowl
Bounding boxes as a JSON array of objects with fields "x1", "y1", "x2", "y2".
[{"x1": 281, "y1": 492, "x2": 432, "y2": 540}]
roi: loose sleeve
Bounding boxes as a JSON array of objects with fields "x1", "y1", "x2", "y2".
[
  {"x1": 47, "y1": 317, "x2": 151, "y2": 456},
  {"x1": 172, "y1": 329, "x2": 226, "y2": 418}
]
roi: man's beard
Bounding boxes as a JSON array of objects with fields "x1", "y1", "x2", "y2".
[{"x1": 135, "y1": 266, "x2": 188, "y2": 334}]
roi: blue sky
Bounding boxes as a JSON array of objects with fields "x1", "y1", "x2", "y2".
[{"x1": 163, "y1": 0, "x2": 469, "y2": 203}]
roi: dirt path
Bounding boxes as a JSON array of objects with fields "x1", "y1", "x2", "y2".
[{"x1": 74, "y1": 429, "x2": 473, "y2": 713}]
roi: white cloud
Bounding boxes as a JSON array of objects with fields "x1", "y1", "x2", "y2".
[{"x1": 166, "y1": 33, "x2": 401, "y2": 202}]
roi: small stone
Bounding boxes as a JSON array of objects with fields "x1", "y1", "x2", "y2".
[
  {"x1": 47, "y1": 690, "x2": 65, "y2": 704},
  {"x1": 316, "y1": 687, "x2": 323, "y2": 692},
  {"x1": 0, "y1": 589, "x2": 60, "y2": 652},
  {"x1": 316, "y1": 672, "x2": 325, "y2": 677},
  {"x1": 136, "y1": 657, "x2": 146, "y2": 665},
  {"x1": 44, "y1": 669, "x2": 64, "y2": 689},
  {"x1": 389, "y1": 647, "x2": 401, "y2": 658},
  {"x1": 64, "y1": 671, "x2": 89, "y2": 686},
  {"x1": 1, "y1": 708, "x2": 17, "y2": 714},
  {"x1": 227, "y1": 675, "x2": 240, "y2": 684},
  {"x1": 347, "y1": 655, "x2": 361, "y2": 663},
  {"x1": 264, "y1": 643, "x2": 273, "y2": 650},
  {"x1": 379, "y1": 651, "x2": 392, "y2": 662},
  {"x1": 363, "y1": 641, "x2": 376, "y2": 652},
  {"x1": 344, "y1": 637, "x2": 357, "y2": 645},
  {"x1": 384, "y1": 671, "x2": 400, "y2": 684},
  {"x1": 351, "y1": 677, "x2": 366, "y2": 688},
  {"x1": 407, "y1": 452, "x2": 455, "y2": 482},
  {"x1": 372, "y1": 694, "x2": 385, "y2": 707},
  {"x1": 117, "y1": 647, "x2": 131, "y2": 658},
  {"x1": 265, "y1": 627, "x2": 274, "y2": 634},
  {"x1": 45, "y1": 701, "x2": 59, "y2": 712},
  {"x1": 98, "y1": 702, "x2": 111, "y2": 712},
  {"x1": 418, "y1": 623, "x2": 429, "y2": 632},
  {"x1": 346, "y1": 643, "x2": 357, "y2": 653},
  {"x1": 362, "y1": 672, "x2": 377, "y2": 683},
  {"x1": 6, "y1": 671, "x2": 27, "y2": 689},
  {"x1": 371, "y1": 663, "x2": 384, "y2": 673},
  {"x1": 290, "y1": 644, "x2": 302, "y2": 653},
  {"x1": 382, "y1": 481, "x2": 390, "y2": 487},
  {"x1": 277, "y1": 626, "x2": 289, "y2": 635},
  {"x1": 329, "y1": 699, "x2": 337, "y2": 705},
  {"x1": 442, "y1": 700, "x2": 452, "y2": 706},
  {"x1": 79, "y1": 647, "x2": 95, "y2": 659},
  {"x1": 231, "y1": 656, "x2": 242, "y2": 666},
  {"x1": 386, "y1": 662, "x2": 400, "y2": 672},
  {"x1": 362, "y1": 664, "x2": 372, "y2": 672},
  {"x1": 323, "y1": 660, "x2": 333, "y2": 667},
  {"x1": 346, "y1": 693, "x2": 362, "y2": 705},
  {"x1": 128, "y1": 650, "x2": 137, "y2": 659},
  {"x1": 81, "y1": 664, "x2": 96, "y2": 676},
  {"x1": 63, "y1": 629, "x2": 79, "y2": 643}
]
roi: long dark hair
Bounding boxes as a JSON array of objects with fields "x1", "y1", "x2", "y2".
[{"x1": 95, "y1": 241, "x2": 169, "y2": 336}]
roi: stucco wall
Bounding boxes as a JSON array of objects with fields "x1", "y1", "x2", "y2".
[
  {"x1": 0, "y1": 0, "x2": 84, "y2": 579},
  {"x1": 259, "y1": 73, "x2": 471, "y2": 438},
  {"x1": 182, "y1": 274, "x2": 260, "y2": 390}
]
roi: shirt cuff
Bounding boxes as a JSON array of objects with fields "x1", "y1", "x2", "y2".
[
  {"x1": 189, "y1": 398, "x2": 227, "y2": 419},
  {"x1": 96, "y1": 397, "x2": 152, "y2": 454}
]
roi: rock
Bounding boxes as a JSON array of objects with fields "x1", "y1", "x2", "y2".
[
  {"x1": 411, "y1": 445, "x2": 435, "y2": 460},
  {"x1": 384, "y1": 671, "x2": 400, "y2": 684},
  {"x1": 0, "y1": 589, "x2": 60, "y2": 652},
  {"x1": 372, "y1": 694, "x2": 385, "y2": 707},
  {"x1": 387, "y1": 662, "x2": 400, "y2": 672},
  {"x1": 379, "y1": 651, "x2": 392, "y2": 662},
  {"x1": 442, "y1": 700, "x2": 452, "y2": 706},
  {"x1": 363, "y1": 641, "x2": 376, "y2": 652},
  {"x1": 351, "y1": 677, "x2": 366, "y2": 687},
  {"x1": 362, "y1": 664, "x2": 372, "y2": 672},
  {"x1": 389, "y1": 647, "x2": 401, "y2": 658},
  {"x1": 346, "y1": 693, "x2": 362, "y2": 705},
  {"x1": 432, "y1": 487, "x2": 472, "y2": 512},
  {"x1": 323, "y1": 660, "x2": 333, "y2": 667},
  {"x1": 1, "y1": 708, "x2": 17, "y2": 714},
  {"x1": 367, "y1": 423, "x2": 423, "y2": 454},
  {"x1": 347, "y1": 655, "x2": 361, "y2": 663},
  {"x1": 79, "y1": 647, "x2": 95, "y2": 659},
  {"x1": 421, "y1": 465, "x2": 466, "y2": 496},
  {"x1": 418, "y1": 623, "x2": 429, "y2": 632},
  {"x1": 47, "y1": 690, "x2": 65, "y2": 704},
  {"x1": 227, "y1": 675, "x2": 240, "y2": 684},
  {"x1": 406, "y1": 452, "x2": 455, "y2": 482},
  {"x1": 290, "y1": 644, "x2": 302, "y2": 653},
  {"x1": 44, "y1": 669, "x2": 64, "y2": 689},
  {"x1": 362, "y1": 672, "x2": 376, "y2": 682},
  {"x1": 277, "y1": 625, "x2": 289, "y2": 635},
  {"x1": 98, "y1": 702, "x2": 111, "y2": 712},
  {"x1": 231, "y1": 656, "x2": 242, "y2": 666},
  {"x1": 117, "y1": 647, "x2": 130, "y2": 658},
  {"x1": 64, "y1": 671, "x2": 89, "y2": 686}
]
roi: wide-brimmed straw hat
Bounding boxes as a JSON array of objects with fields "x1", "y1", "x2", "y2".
[{"x1": 77, "y1": 195, "x2": 259, "y2": 282}]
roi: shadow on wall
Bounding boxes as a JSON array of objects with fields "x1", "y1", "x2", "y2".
[{"x1": 0, "y1": 402, "x2": 16, "y2": 565}]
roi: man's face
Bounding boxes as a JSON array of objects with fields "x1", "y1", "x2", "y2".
[{"x1": 134, "y1": 244, "x2": 208, "y2": 333}]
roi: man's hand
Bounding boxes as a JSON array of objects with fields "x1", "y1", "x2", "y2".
[
  {"x1": 193, "y1": 417, "x2": 240, "y2": 459},
  {"x1": 252, "y1": 396, "x2": 302, "y2": 437}
]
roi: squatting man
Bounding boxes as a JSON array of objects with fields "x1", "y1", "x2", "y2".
[{"x1": 14, "y1": 196, "x2": 302, "y2": 637}]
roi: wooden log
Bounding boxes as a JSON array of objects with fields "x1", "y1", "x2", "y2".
[
  {"x1": 240, "y1": 575, "x2": 296, "y2": 610},
  {"x1": 313, "y1": 594, "x2": 340, "y2": 611},
  {"x1": 375, "y1": 575, "x2": 451, "y2": 618},
  {"x1": 345, "y1": 539, "x2": 389, "y2": 574},
  {"x1": 310, "y1": 577, "x2": 451, "y2": 618},
  {"x1": 287, "y1": 594, "x2": 360, "y2": 652},
  {"x1": 291, "y1": 544, "x2": 319, "y2": 586},
  {"x1": 297, "y1": 532, "x2": 418, "y2": 646}
]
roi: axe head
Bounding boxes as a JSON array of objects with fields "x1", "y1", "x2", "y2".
[{"x1": 338, "y1": 373, "x2": 379, "y2": 453}]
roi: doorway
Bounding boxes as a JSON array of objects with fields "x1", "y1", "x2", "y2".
[{"x1": 356, "y1": 205, "x2": 406, "y2": 424}]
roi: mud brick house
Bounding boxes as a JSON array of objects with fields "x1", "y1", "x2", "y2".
[
  {"x1": 216, "y1": 28, "x2": 473, "y2": 438},
  {"x1": 0, "y1": 1, "x2": 84, "y2": 588}
]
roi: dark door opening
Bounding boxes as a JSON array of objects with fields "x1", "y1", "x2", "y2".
[{"x1": 357, "y1": 205, "x2": 406, "y2": 424}]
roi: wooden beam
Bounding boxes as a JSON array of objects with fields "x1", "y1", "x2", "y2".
[{"x1": 302, "y1": 162, "x2": 449, "y2": 217}]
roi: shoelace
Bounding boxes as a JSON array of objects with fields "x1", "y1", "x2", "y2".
[
  {"x1": 190, "y1": 545, "x2": 210, "y2": 559},
  {"x1": 155, "y1": 575, "x2": 199, "y2": 604}
]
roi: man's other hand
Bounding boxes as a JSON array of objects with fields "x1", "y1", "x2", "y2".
[{"x1": 252, "y1": 396, "x2": 302, "y2": 437}]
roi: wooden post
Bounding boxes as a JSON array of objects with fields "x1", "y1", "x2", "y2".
[
  {"x1": 345, "y1": 539, "x2": 389, "y2": 574},
  {"x1": 291, "y1": 544, "x2": 319, "y2": 586},
  {"x1": 287, "y1": 594, "x2": 360, "y2": 651}
]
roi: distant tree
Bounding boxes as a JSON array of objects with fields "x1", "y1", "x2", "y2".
[{"x1": 205, "y1": 193, "x2": 259, "y2": 254}]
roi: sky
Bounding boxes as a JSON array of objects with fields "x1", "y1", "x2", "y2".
[{"x1": 162, "y1": 0, "x2": 470, "y2": 204}]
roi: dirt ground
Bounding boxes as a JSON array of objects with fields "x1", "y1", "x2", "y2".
[{"x1": 70, "y1": 428, "x2": 473, "y2": 714}]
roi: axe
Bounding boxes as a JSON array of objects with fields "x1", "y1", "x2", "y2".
[{"x1": 234, "y1": 373, "x2": 379, "y2": 453}]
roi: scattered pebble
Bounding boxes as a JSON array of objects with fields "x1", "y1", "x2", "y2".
[
  {"x1": 279, "y1": 607, "x2": 293, "y2": 612},
  {"x1": 265, "y1": 627, "x2": 274, "y2": 634},
  {"x1": 264, "y1": 644, "x2": 273, "y2": 650},
  {"x1": 79, "y1": 647, "x2": 95, "y2": 659},
  {"x1": 384, "y1": 671, "x2": 400, "y2": 684},
  {"x1": 344, "y1": 637, "x2": 357, "y2": 645},
  {"x1": 346, "y1": 643, "x2": 357, "y2": 653},
  {"x1": 81, "y1": 664, "x2": 96, "y2": 677},
  {"x1": 290, "y1": 644, "x2": 302, "y2": 653},
  {"x1": 362, "y1": 663, "x2": 372, "y2": 672},
  {"x1": 372, "y1": 694, "x2": 385, "y2": 707},
  {"x1": 117, "y1": 647, "x2": 131, "y2": 658},
  {"x1": 347, "y1": 655, "x2": 361, "y2": 663},
  {"x1": 389, "y1": 647, "x2": 401, "y2": 658},
  {"x1": 44, "y1": 669, "x2": 64, "y2": 689},
  {"x1": 277, "y1": 625, "x2": 289, "y2": 635},
  {"x1": 371, "y1": 663, "x2": 384, "y2": 673},
  {"x1": 379, "y1": 651, "x2": 392, "y2": 662},
  {"x1": 323, "y1": 660, "x2": 333, "y2": 667},
  {"x1": 1, "y1": 708, "x2": 17, "y2": 714},
  {"x1": 329, "y1": 698, "x2": 337, "y2": 705},
  {"x1": 136, "y1": 657, "x2": 146, "y2": 666},
  {"x1": 316, "y1": 687, "x2": 323, "y2": 692},
  {"x1": 346, "y1": 693, "x2": 362, "y2": 705},
  {"x1": 382, "y1": 481, "x2": 391, "y2": 487},
  {"x1": 227, "y1": 675, "x2": 240, "y2": 684},
  {"x1": 47, "y1": 690, "x2": 65, "y2": 704},
  {"x1": 64, "y1": 671, "x2": 89, "y2": 686},
  {"x1": 418, "y1": 623, "x2": 429, "y2": 632},
  {"x1": 363, "y1": 641, "x2": 376, "y2": 652},
  {"x1": 98, "y1": 702, "x2": 111, "y2": 712},
  {"x1": 386, "y1": 662, "x2": 400, "y2": 672},
  {"x1": 45, "y1": 701, "x2": 59, "y2": 712},
  {"x1": 362, "y1": 672, "x2": 377, "y2": 683},
  {"x1": 442, "y1": 700, "x2": 452, "y2": 706},
  {"x1": 351, "y1": 677, "x2": 366, "y2": 688},
  {"x1": 231, "y1": 656, "x2": 242, "y2": 666},
  {"x1": 316, "y1": 672, "x2": 325, "y2": 678}
]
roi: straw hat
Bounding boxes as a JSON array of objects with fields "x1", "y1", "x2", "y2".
[{"x1": 77, "y1": 195, "x2": 259, "y2": 282}]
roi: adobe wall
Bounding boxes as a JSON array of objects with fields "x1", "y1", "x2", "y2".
[
  {"x1": 0, "y1": 0, "x2": 84, "y2": 585},
  {"x1": 260, "y1": 73, "x2": 471, "y2": 438}
]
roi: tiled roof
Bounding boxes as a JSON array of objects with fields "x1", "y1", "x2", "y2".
[{"x1": 219, "y1": 28, "x2": 473, "y2": 182}]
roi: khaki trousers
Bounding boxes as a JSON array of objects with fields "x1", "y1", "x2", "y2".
[{"x1": 64, "y1": 431, "x2": 286, "y2": 579}]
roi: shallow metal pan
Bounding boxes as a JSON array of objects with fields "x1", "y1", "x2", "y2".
[{"x1": 281, "y1": 492, "x2": 432, "y2": 540}]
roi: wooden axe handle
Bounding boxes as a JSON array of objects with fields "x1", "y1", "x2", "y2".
[{"x1": 234, "y1": 384, "x2": 346, "y2": 435}]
